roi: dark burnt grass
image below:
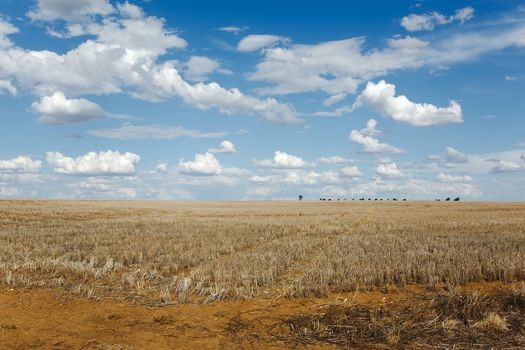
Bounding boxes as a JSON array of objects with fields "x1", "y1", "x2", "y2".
[{"x1": 275, "y1": 288, "x2": 525, "y2": 349}]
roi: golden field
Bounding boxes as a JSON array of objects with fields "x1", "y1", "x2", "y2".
[{"x1": 1, "y1": 200, "x2": 525, "y2": 349}]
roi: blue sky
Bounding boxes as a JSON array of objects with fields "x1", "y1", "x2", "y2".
[{"x1": 0, "y1": 0, "x2": 524, "y2": 200}]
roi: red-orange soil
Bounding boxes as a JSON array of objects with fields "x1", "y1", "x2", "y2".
[{"x1": 2, "y1": 282, "x2": 522, "y2": 349}]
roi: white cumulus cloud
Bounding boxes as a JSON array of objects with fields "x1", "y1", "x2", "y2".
[
  {"x1": 491, "y1": 160, "x2": 524, "y2": 173},
  {"x1": 349, "y1": 119, "x2": 404, "y2": 154},
  {"x1": 32, "y1": 91, "x2": 109, "y2": 124},
  {"x1": 353, "y1": 81, "x2": 463, "y2": 126},
  {"x1": 0, "y1": 156, "x2": 42, "y2": 172},
  {"x1": 254, "y1": 151, "x2": 311, "y2": 169},
  {"x1": 376, "y1": 161, "x2": 404, "y2": 178},
  {"x1": 27, "y1": 0, "x2": 115, "y2": 21},
  {"x1": 208, "y1": 140, "x2": 237, "y2": 154},
  {"x1": 152, "y1": 63, "x2": 300, "y2": 124},
  {"x1": 179, "y1": 152, "x2": 222, "y2": 176},
  {"x1": 46, "y1": 150, "x2": 140, "y2": 175}
]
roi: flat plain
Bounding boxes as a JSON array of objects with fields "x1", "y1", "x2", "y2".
[{"x1": 1, "y1": 200, "x2": 525, "y2": 349}]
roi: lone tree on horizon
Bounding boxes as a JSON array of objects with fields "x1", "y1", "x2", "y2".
[{"x1": 298, "y1": 195, "x2": 303, "y2": 201}]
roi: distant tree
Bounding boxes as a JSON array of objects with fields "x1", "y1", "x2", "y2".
[
  {"x1": 298, "y1": 195, "x2": 303, "y2": 201},
  {"x1": 445, "y1": 197, "x2": 451, "y2": 201},
  {"x1": 454, "y1": 197, "x2": 460, "y2": 202}
]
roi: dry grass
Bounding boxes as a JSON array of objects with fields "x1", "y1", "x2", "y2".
[{"x1": 1, "y1": 200, "x2": 525, "y2": 303}]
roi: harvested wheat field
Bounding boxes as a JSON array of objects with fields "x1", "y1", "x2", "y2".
[{"x1": 1, "y1": 200, "x2": 525, "y2": 349}]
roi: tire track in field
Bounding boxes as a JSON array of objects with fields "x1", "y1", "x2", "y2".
[
  {"x1": 188, "y1": 209, "x2": 356, "y2": 272},
  {"x1": 269, "y1": 204, "x2": 377, "y2": 299},
  {"x1": 182, "y1": 214, "x2": 345, "y2": 291},
  {"x1": 186, "y1": 204, "x2": 375, "y2": 300}
]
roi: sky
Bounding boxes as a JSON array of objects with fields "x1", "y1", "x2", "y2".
[{"x1": 0, "y1": 0, "x2": 524, "y2": 201}]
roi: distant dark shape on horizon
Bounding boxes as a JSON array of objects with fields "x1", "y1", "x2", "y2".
[
  {"x1": 446, "y1": 197, "x2": 451, "y2": 201},
  {"x1": 454, "y1": 197, "x2": 460, "y2": 202},
  {"x1": 298, "y1": 195, "x2": 303, "y2": 201}
]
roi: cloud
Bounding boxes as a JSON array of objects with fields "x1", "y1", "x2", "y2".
[
  {"x1": 155, "y1": 163, "x2": 168, "y2": 173},
  {"x1": 88, "y1": 124, "x2": 225, "y2": 139},
  {"x1": 376, "y1": 161, "x2": 404, "y2": 178},
  {"x1": 346, "y1": 177, "x2": 481, "y2": 199},
  {"x1": 32, "y1": 91, "x2": 109, "y2": 124},
  {"x1": 353, "y1": 81, "x2": 463, "y2": 126},
  {"x1": 340, "y1": 166, "x2": 362, "y2": 177},
  {"x1": 401, "y1": 7, "x2": 474, "y2": 32},
  {"x1": 254, "y1": 151, "x2": 312, "y2": 169},
  {"x1": 0, "y1": 18, "x2": 18, "y2": 49},
  {"x1": 247, "y1": 36, "x2": 433, "y2": 96},
  {"x1": 237, "y1": 34, "x2": 288, "y2": 52},
  {"x1": 208, "y1": 140, "x2": 237, "y2": 154},
  {"x1": 284, "y1": 171, "x2": 341, "y2": 186},
  {"x1": 251, "y1": 170, "x2": 344, "y2": 186},
  {"x1": 27, "y1": 0, "x2": 115, "y2": 21},
  {"x1": 359, "y1": 118, "x2": 383, "y2": 137},
  {"x1": 349, "y1": 119, "x2": 404, "y2": 154},
  {"x1": 179, "y1": 152, "x2": 222, "y2": 176},
  {"x1": 247, "y1": 186, "x2": 273, "y2": 197},
  {"x1": 0, "y1": 155, "x2": 43, "y2": 197},
  {"x1": 445, "y1": 147, "x2": 468, "y2": 163},
  {"x1": 183, "y1": 56, "x2": 221, "y2": 82},
  {"x1": 436, "y1": 172, "x2": 473, "y2": 183},
  {"x1": 116, "y1": 2, "x2": 143, "y2": 19},
  {"x1": 0, "y1": 80, "x2": 17, "y2": 96},
  {"x1": 491, "y1": 160, "x2": 524, "y2": 173},
  {"x1": 323, "y1": 93, "x2": 346, "y2": 106},
  {"x1": 2, "y1": 12, "x2": 298, "y2": 125},
  {"x1": 426, "y1": 147, "x2": 468, "y2": 168},
  {"x1": 247, "y1": 20, "x2": 525, "y2": 97},
  {"x1": 317, "y1": 156, "x2": 354, "y2": 165},
  {"x1": 152, "y1": 63, "x2": 301, "y2": 124},
  {"x1": 217, "y1": 26, "x2": 248, "y2": 34},
  {"x1": 68, "y1": 177, "x2": 137, "y2": 199},
  {"x1": 0, "y1": 13, "x2": 187, "y2": 96},
  {"x1": 0, "y1": 156, "x2": 42, "y2": 172},
  {"x1": 46, "y1": 150, "x2": 140, "y2": 175},
  {"x1": 425, "y1": 149, "x2": 525, "y2": 175}
]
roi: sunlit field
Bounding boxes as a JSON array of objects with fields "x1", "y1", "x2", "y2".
[{"x1": 1, "y1": 200, "x2": 525, "y2": 349}]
